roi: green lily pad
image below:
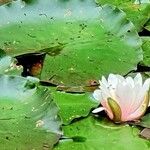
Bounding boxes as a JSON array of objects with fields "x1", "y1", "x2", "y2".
[
  {"x1": 41, "y1": 3, "x2": 143, "y2": 86},
  {"x1": 0, "y1": 75, "x2": 61, "y2": 149},
  {"x1": 51, "y1": 88, "x2": 98, "y2": 125},
  {"x1": 141, "y1": 37, "x2": 150, "y2": 66},
  {"x1": 0, "y1": 0, "x2": 142, "y2": 86},
  {"x1": 136, "y1": 113, "x2": 150, "y2": 128},
  {"x1": 95, "y1": 0, "x2": 150, "y2": 31},
  {"x1": 54, "y1": 116, "x2": 149, "y2": 150},
  {"x1": 145, "y1": 20, "x2": 150, "y2": 31}
]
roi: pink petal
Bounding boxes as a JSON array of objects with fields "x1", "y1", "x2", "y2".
[
  {"x1": 101, "y1": 100, "x2": 113, "y2": 119},
  {"x1": 129, "y1": 78, "x2": 150, "y2": 113},
  {"x1": 123, "y1": 92, "x2": 149, "y2": 121},
  {"x1": 126, "y1": 83, "x2": 142, "y2": 116},
  {"x1": 115, "y1": 82, "x2": 135, "y2": 120}
]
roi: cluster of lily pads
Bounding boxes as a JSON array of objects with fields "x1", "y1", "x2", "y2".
[{"x1": 0, "y1": 0, "x2": 150, "y2": 149}]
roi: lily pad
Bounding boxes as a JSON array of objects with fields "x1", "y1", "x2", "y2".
[
  {"x1": 145, "y1": 20, "x2": 150, "y2": 31},
  {"x1": 95, "y1": 0, "x2": 150, "y2": 31},
  {"x1": 54, "y1": 116, "x2": 149, "y2": 150},
  {"x1": 51, "y1": 88, "x2": 98, "y2": 125},
  {"x1": 0, "y1": 75, "x2": 61, "y2": 149},
  {"x1": 0, "y1": 0, "x2": 142, "y2": 86},
  {"x1": 41, "y1": 3, "x2": 143, "y2": 86},
  {"x1": 141, "y1": 37, "x2": 150, "y2": 66},
  {"x1": 137, "y1": 113, "x2": 150, "y2": 128}
]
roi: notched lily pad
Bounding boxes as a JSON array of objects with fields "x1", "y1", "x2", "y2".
[
  {"x1": 41, "y1": 3, "x2": 143, "y2": 86},
  {"x1": 0, "y1": 75, "x2": 61, "y2": 149},
  {"x1": 0, "y1": 0, "x2": 142, "y2": 86}
]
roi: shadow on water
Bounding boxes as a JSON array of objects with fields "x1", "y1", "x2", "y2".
[{"x1": 15, "y1": 52, "x2": 46, "y2": 77}]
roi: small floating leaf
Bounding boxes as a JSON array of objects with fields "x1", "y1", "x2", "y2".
[{"x1": 51, "y1": 88, "x2": 98, "y2": 125}]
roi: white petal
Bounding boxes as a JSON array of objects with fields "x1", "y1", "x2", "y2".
[
  {"x1": 142, "y1": 78, "x2": 150, "y2": 93},
  {"x1": 131, "y1": 83, "x2": 142, "y2": 106},
  {"x1": 92, "y1": 107, "x2": 105, "y2": 113},
  {"x1": 126, "y1": 76, "x2": 134, "y2": 88},
  {"x1": 101, "y1": 87, "x2": 111, "y2": 100},
  {"x1": 100, "y1": 81, "x2": 111, "y2": 99},
  {"x1": 116, "y1": 74, "x2": 125, "y2": 82},
  {"x1": 134, "y1": 73, "x2": 142, "y2": 86},
  {"x1": 108, "y1": 74, "x2": 118, "y2": 88},
  {"x1": 134, "y1": 78, "x2": 150, "y2": 107},
  {"x1": 101, "y1": 76, "x2": 108, "y2": 87},
  {"x1": 93, "y1": 89, "x2": 102, "y2": 102},
  {"x1": 109, "y1": 89, "x2": 117, "y2": 100}
]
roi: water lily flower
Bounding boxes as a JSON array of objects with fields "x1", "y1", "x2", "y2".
[{"x1": 92, "y1": 73, "x2": 150, "y2": 123}]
